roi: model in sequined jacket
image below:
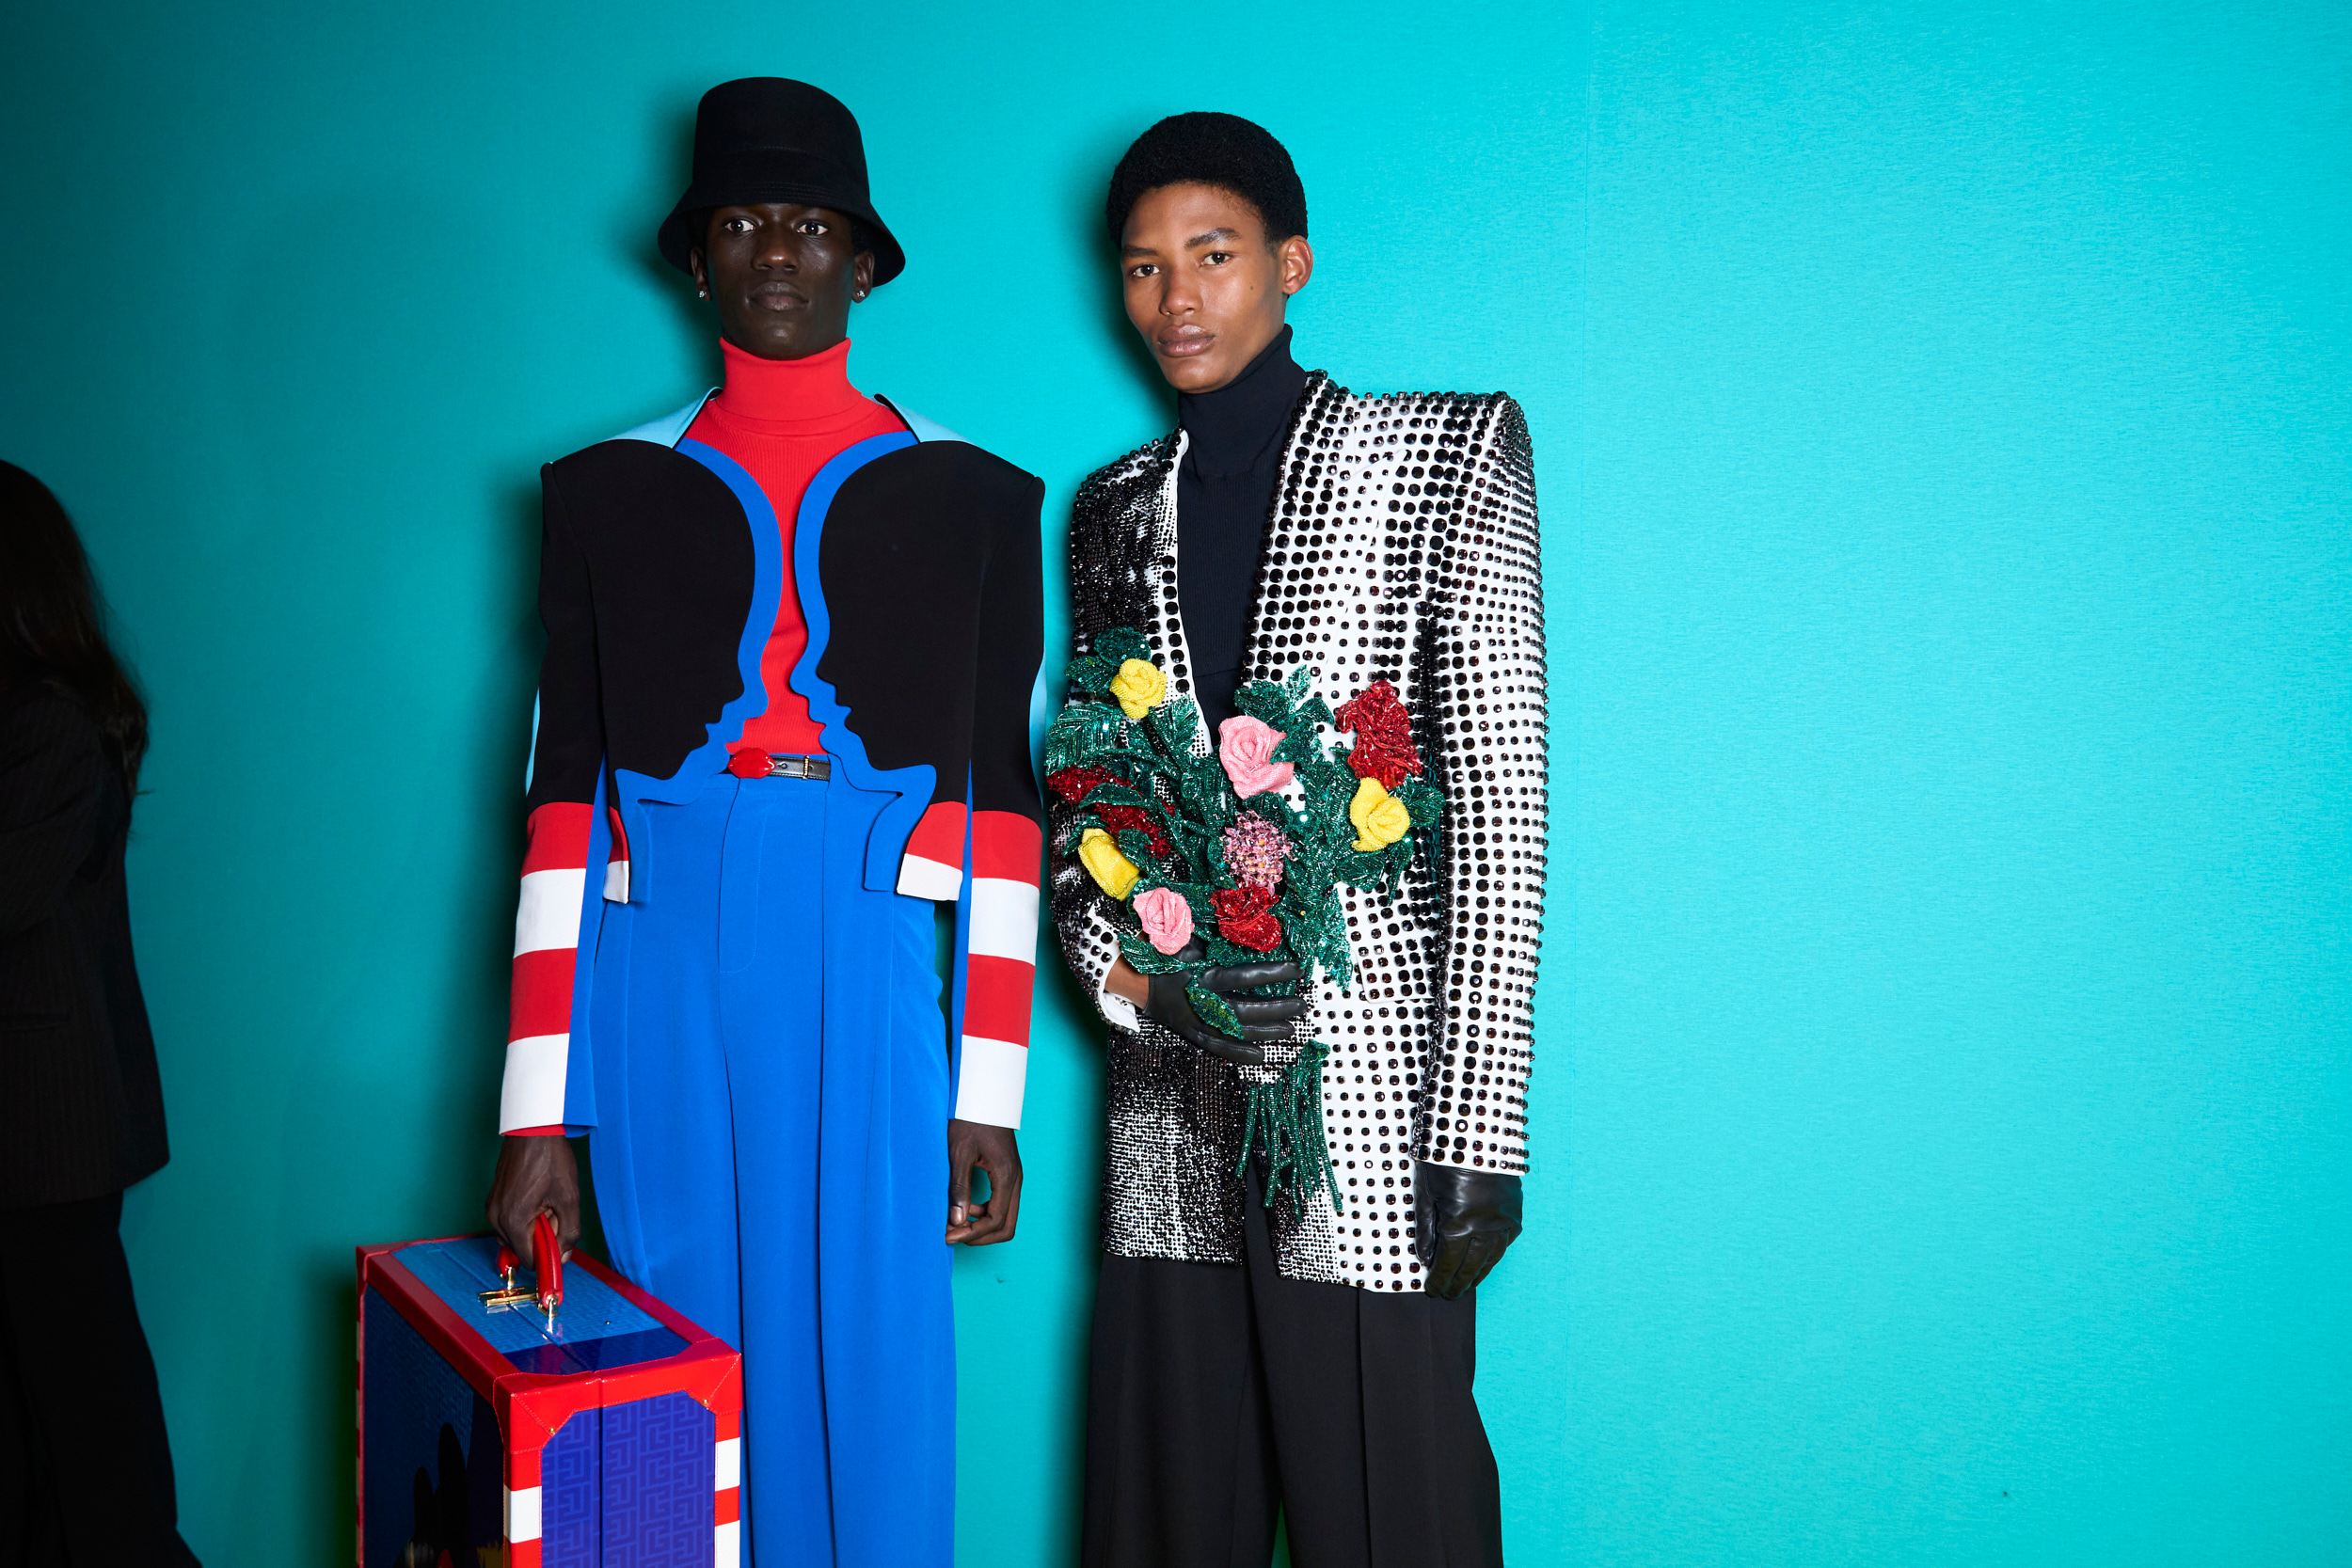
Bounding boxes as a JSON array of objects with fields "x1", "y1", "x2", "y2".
[{"x1": 1061, "y1": 114, "x2": 1547, "y2": 1568}]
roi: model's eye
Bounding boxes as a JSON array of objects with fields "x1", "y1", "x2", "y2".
[
  {"x1": 799, "y1": 219, "x2": 828, "y2": 234},
  {"x1": 1127, "y1": 263, "x2": 1159, "y2": 279},
  {"x1": 723, "y1": 217, "x2": 754, "y2": 234},
  {"x1": 1204, "y1": 251, "x2": 1234, "y2": 265}
]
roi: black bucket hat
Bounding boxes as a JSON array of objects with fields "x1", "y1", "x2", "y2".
[{"x1": 657, "y1": 78, "x2": 905, "y2": 285}]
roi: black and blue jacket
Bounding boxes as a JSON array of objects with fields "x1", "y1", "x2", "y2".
[{"x1": 497, "y1": 394, "x2": 1046, "y2": 1134}]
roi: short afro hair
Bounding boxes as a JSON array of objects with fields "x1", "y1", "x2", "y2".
[{"x1": 1105, "y1": 112, "x2": 1308, "y2": 245}]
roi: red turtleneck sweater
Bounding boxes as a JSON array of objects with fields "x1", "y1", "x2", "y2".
[{"x1": 688, "y1": 337, "x2": 904, "y2": 758}]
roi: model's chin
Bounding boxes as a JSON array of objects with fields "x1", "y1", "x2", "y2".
[
  {"x1": 1157, "y1": 354, "x2": 1234, "y2": 393},
  {"x1": 728, "y1": 320, "x2": 830, "y2": 361}
]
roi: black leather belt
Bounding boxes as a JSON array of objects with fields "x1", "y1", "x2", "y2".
[{"x1": 763, "y1": 753, "x2": 831, "y2": 780}]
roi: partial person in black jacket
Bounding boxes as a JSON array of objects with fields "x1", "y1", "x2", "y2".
[{"x1": 0, "y1": 461, "x2": 200, "y2": 1566}]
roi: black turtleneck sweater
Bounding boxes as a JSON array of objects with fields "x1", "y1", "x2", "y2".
[{"x1": 1177, "y1": 325, "x2": 1309, "y2": 734}]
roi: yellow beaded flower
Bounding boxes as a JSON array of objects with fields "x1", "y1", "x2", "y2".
[
  {"x1": 1108, "y1": 657, "x2": 1167, "y2": 720},
  {"x1": 1077, "y1": 827, "x2": 1141, "y2": 899},
  {"x1": 1348, "y1": 777, "x2": 1412, "y2": 852}
]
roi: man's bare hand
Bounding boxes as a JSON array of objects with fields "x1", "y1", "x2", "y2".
[
  {"x1": 485, "y1": 1134, "x2": 581, "y2": 1260},
  {"x1": 946, "y1": 1118, "x2": 1022, "y2": 1246}
]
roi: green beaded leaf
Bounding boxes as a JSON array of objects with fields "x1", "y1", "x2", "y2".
[
  {"x1": 1094, "y1": 626, "x2": 1152, "y2": 665},
  {"x1": 1117, "y1": 931, "x2": 1188, "y2": 975},
  {"x1": 1086, "y1": 778, "x2": 1155, "y2": 812},
  {"x1": 1066, "y1": 627, "x2": 1152, "y2": 695},
  {"x1": 1238, "y1": 793, "x2": 1300, "y2": 840},
  {"x1": 1237, "y1": 1037, "x2": 1342, "y2": 1217},
  {"x1": 1202, "y1": 933, "x2": 1255, "y2": 970},
  {"x1": 1189, "y1": 984, "x2": 1245, "y2": 1039},
  {"x1": 1113, "y1": 827, "x2": 1164, "y2": 872},
  {"x1": 1148, "y1": 693, "x2": 1204, "y2": 752},
  {"x1": 1236, "y1": 674, "x2": 1281, "y2": 708},
  {"x1": 1180, "y1": 754, "x2": 1235, "y2": 824},
  {"x1": 1395, "y1": 776, "x2": 1447, "y2": 827},
  {"x1": 1162, "y1": 824, "x2": 1219, "y2": 884},
  {"x1": 1279, "y1": 889, "x2": 1353, "y2": 991},
  {"x1": 1044, "y1": 703, "x2": 1129, "y2": 772}
]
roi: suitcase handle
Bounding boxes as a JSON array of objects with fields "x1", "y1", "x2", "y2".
[
  {"x1": 531, "y1": 1211, "x2": 564, "y2": 1320},
  {"x1": 484, "y1": 1211, "x2": 564, "y2": 1326}
]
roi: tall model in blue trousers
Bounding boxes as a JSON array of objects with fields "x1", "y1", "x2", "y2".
[{"x1": 484, "y1": 79, "x2": 1047, "y2": 1566}]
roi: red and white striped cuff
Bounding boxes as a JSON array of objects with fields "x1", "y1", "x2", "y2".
[
  {"x1": 897, "y1": 800, "x2": 967, "y2": 900},
  {"x1": 499, "y1": 802, "x2": 592, "y2": 1133},
  {"x1": 952, "y1": 811, "x2": 1041, "y2": 1127}
]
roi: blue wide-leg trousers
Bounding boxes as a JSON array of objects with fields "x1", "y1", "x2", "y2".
[{"x1": 586, "y1": 767, "x2": 953, "y2": 1566}]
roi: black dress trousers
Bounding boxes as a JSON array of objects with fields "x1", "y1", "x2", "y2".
[
  {"x1": 0, "y1": 1193, "x2": 199, "y2": 1568},
  {"x1": 1082, "y1": 1179, "x2": 1504, "y2": 1568}
]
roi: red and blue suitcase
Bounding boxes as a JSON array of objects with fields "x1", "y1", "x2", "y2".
[{"x1": 357, "y1": 1232, "x2": 742, "y2": 1566}]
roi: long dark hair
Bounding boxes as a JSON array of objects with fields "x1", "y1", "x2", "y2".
[{"x1": 0, "y1": 462, "x2": 150, "y2": 796}]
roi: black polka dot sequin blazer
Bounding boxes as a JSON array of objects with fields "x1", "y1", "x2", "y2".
[{"x1": 1051, "y1": 372, "x2": 1548, "y2": 1291}]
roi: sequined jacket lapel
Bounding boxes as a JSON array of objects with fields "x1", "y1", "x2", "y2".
[{"x1": 1052, "y1": 373, "x2": 1549, "y2": 1292}]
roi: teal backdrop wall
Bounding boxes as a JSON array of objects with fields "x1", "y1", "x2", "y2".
[{"x1": 0, "y1": 2, "x2": 2343, "y2": 1563}]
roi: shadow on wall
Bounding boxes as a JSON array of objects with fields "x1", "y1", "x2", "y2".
[
  {"x1": 190, "y1": 181, "x2": 567, "y2": 1559},
  {"x1": 1067, "y1": 121, "x2": 1169, "y2": 404},
  {"x1": 621, "y1": 101, "x2": 710, "y2": 362}
]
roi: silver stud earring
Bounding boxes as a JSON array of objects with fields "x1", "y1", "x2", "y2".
[{"x1": 697, "y1": 288, "x2": 708, "y2": 299}]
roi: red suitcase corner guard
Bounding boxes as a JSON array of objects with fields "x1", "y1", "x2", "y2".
[{"x1": 356, "y1": 1233, "x2": 742, "y2": 1568}]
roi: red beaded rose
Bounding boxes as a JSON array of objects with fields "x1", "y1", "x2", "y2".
[
  {"x1": 1050, "y1": 765, "x2": 1171, "y2": 856},
  {"x1": 1333, "y1": 680, "x2": 1423, "y2": 790},
  {"x1": 1212, "y1": 884, "x2": 1284, "y2": 952},
  {"x1": 1046, "y1": 765, "x2": 1117, "y2": 804},
  {"x1": 1096, "y1": 804, "x2": 1172, "y2": 859}
]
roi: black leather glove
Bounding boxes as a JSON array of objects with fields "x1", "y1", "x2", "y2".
[
  {"x1": 1141, "y1": 940, "x2": 1305, "y2": 1067},
  {"x1": 1414, "y1": 1164, "x2": 1524, "y2": 1300}
]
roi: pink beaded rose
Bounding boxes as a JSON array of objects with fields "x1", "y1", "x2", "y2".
[
  {"x1": 1216, "y1": 715, "x2": 1295, "y2": 799},
  {"x1": 1132, "y1": 885, "x2": 1196, "y2": 956}
]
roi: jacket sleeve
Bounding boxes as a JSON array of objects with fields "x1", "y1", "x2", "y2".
[
  {"x1": 0, "y1": 692, "x2": 102, "y2": 940},
  {"x1": 948, "y1": 473, "x2": 1048, "y2": 1129},
  {"x1": 1045, "y1": 477, "x2": 1145, "y2": 1035},
  {"x1": 1412, "y1": 396, "x2": 1548, "y2": 1175},
  {"x1": 498, "y1": 466, "x2": 610, "y2": 1134}
]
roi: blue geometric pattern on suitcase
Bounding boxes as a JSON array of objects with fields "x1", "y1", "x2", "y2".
[
  {"x1": 543, "y1": 1407, "x2": 599, "y2": 1568},
  {"x1": 602, "y1": 1392, "x2": 716, "y2": 1565},
  {"x1": 392, "y1": 1236, "x2": 674, "y2": 1355},
  {"x1": 362, "y1": 1290, "x2": 502, "y2": 1568}
]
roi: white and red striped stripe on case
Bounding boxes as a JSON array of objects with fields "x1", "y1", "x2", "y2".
[
  {"x1": 713, "y1": 1405, "x2": 742, "y2": 1564},
  {"x1": 953, "y1": 812, "x2": 1041, "y2": 1129}
]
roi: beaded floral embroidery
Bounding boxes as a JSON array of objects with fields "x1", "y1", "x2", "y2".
[{"x1": 1046, "y1": 626, "x2": 1447, "y2": 1212}]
